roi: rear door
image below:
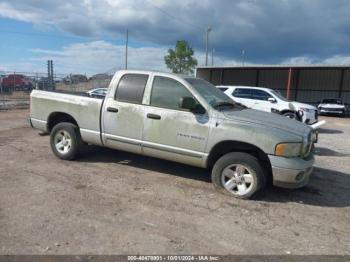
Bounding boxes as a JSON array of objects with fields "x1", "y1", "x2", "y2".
[
  {"x1": 142, "y1": 75, "x2": 210, "y2": 167},
  {"x1": 231, "y1": 88, "x2": 254, "y2": 108},
  {"x1": 250, "y1": 89, "x2": 274, "y2": 112},
  {"x1": 102, "y1": 73, "x2": 149, "y2": 154}
]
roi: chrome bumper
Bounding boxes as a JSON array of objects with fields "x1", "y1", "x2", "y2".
[
  {"x1": 319, "y1": 109, "x2": 344, "y2": 114},
  {"x1": 268, "y1": 155, "x2": 315, "y2": 189}
]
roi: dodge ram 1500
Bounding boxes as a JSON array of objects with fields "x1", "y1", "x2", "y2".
[{"x1": 30, "y1": 70, "x2": 316, "y2": 199}]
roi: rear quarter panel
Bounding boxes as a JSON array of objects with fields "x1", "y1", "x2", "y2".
[{"x1": 30, "y1": 90, "x2": 103, "y2": 145}]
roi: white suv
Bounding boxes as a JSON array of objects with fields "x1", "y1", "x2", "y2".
[{"x1": 217, "y1": 86, "x2": 318, "y2": 124}]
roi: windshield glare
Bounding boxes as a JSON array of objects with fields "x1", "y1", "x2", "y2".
[{"x1": 185, "y1": 78, "x2": 241, "y2": 110}]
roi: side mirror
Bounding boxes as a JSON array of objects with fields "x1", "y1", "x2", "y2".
[
  {"x1": 268, "y1": 97, "x2": 277, "y2": 103},
  {"x1": 179, "y1": 97, "x2": 206, "y2": 114},
  {"x1": 179, "y1": 97, "x2": 196, "y2": 111}
]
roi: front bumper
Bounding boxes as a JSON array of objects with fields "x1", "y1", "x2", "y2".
[
  {"x1": 269, "y1": 154, "x2": 315, "y2": 189},
  {"x1": 301, "y1": 110, "x2": 318, "y2": 125},
  {"x1": 319, "y1": 109, "x2": 344, "y2": 114}
]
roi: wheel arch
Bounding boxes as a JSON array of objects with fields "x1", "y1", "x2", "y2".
[
  {"x1": 47, "y1": 112, "x2": 79, "y2": 132},
  {"x1": 280, "y1": 109, "x2": 296, "y2": 115},
  {"x1": 206, "y1": 140, "x2": 272, "y2": 183}
]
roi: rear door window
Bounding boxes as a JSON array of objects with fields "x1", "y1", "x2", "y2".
[
  {"x1": 232, "y1": 88, "x2": 252, "y2": 99},
  {"x1": 251, "y1": 89, "x2": 272, "y2": 101},
  {"x1": 115, "y1": 74, "x2": 149, "y2": 104}
]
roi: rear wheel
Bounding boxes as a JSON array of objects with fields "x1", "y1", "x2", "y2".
[
  {"x1": 50, "y1": 122, "x2": 81, "y2": 160},
  {"x1": 211, "y1": 152, "x2": 266, "y2": 199}
]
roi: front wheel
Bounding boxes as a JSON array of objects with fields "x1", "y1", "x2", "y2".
[
  {"x1": 283, "y1": 111, "x2": 297, "y2": 120},
  {"x1": 211, "y1": 152, "x2": 266, "y2": 199},
  {"x1": 50, "y1": 122, "x2": 81, "y2": 160}
]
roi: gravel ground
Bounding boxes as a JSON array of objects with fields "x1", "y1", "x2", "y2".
[{"x1": 0, "y1": 109, "x2": 349, "y2": 255}]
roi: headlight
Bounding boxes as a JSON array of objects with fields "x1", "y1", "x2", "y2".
[{"x1": 275, "y1": 143, "x2": 302, "y2": 157}]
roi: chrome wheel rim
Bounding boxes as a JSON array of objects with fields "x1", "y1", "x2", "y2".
[
  {"x1": 54, "y1": 130, "x2": 72, "y2": 155},
  {"x1": 221, "y1": 164, "x2": 254, "y2": 196}
]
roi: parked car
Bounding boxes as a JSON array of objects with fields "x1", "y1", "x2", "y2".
[
  {"x1": 318, "y1": 98, "x2": 346, "y2": 117},
  {"x1": 217, "y1": 86, "x2": 318, "y2": 125},
  {"x1": 1, "y1": 74, "x2": 33, "y2": 91},
  {"x1": 30, "y1": 70, "x2": 317, "y2": 199},
  {"x1": 86, "y1": 88, "x2": 107, "y2": 98}
]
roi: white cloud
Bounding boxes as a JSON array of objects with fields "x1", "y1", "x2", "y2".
[
  {"x1": 282, "y1": 55, "x2": 350, "y2": 66},
  {"x1": 282, "y1": 56, "x2": 314, "y2": 65},
  {"x1": 26, "y1": 40, "x2": 170, "y2": 75},
  {"x1": 322, "y1": 55, "x2": 350, "y2": 65},
  {"x1": 5, "y1": 39, "x2": 350, "y2": 76},
  {"x1": 5, "y1": 40, "x2": 237, "y2": 76},
  {"x1": 1, "y1": 0, "x2": 350, "y2": 63}
]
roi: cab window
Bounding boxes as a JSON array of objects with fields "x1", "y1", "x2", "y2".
[
  {"x1": 232, "y1": 88, "x2": 251, "y2": 98},
  {"x1": 150, "y1": 76, "x2": 196, "y2": 111},
  {"x1": 115, "y1": 74, "x2": 148, "y2": 104}
]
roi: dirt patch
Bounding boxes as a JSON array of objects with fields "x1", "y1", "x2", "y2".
[{"x1": 0, "y1": 110, "x2": 349, "y2": 254}]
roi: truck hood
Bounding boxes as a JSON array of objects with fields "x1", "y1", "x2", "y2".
[
  {"x1": 318, "y1": 103, "x2": 345, "y2": 109},
  {"x1": 222, "y1": 109, "x2": 311, "y2": 137}
]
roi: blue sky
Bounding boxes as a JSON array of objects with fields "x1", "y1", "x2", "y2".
[{"x1": 1, "y1": 0, "x2": 350, "y2": 76}]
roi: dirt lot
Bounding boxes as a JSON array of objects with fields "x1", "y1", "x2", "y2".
[{"x1": 0, "y1": 110, "x2": 349, "y2": 255}]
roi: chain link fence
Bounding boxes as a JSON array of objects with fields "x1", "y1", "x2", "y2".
[{"x1": 0, "y1": 72, "x2": 113, "y2": 110}]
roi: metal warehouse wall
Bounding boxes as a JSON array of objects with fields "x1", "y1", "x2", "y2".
[{"x1": 196, "y1": 66, "x2": 350, "y2": 105}]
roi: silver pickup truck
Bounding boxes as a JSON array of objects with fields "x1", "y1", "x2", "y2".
[{"x1": 30, "y1": 70, "x2": 316, "y2": 199}]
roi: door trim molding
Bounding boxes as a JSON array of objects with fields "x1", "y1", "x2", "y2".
[{"x1": 103, "y1": 132, "x2": 205, "y2": 158}]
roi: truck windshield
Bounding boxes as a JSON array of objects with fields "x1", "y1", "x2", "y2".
[{"x1": 185, "y1": 78, "x2": 245, "y2": 110}]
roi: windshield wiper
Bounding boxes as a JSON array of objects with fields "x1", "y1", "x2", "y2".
[
  {"x1": 213, "y1": 101, "x2": 247, "y2": 110},
  {"x1": 213, "y1": 102, "x2": 236, "y2": 109}
]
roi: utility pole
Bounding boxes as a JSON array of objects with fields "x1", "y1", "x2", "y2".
[
  {"x1": 47, "y1": 60, "x2": 54, "y2": 90},
  {"x1": 211, "y1": 48, "x2": 214, "y2": 66},
  {"x1": 125, "y1": 29, "x2": 128, "y2": 70},
  {"x1": 205, "y1": 26, "x2": 212, "y2": 66},
  {"x1": 50, "y1": 60, "x2": 54, "y2": 90},
  {"x1": 47, "y1": 61, "x2": 50, "y2": 90}
]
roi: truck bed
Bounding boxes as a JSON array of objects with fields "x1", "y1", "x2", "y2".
[{"x1": 30, "y1": 90, "x2": 104, "y2": 145}]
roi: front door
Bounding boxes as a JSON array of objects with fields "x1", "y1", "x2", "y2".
[
  {"x1": 142, "y1": 76, "x2": 210, "y2": 167},
  {"x1": 102, "y1": 73, "x2": 149, "y2": 154}
]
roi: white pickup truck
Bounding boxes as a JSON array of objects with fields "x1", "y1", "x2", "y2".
[{"x1": 30, "y1": 70, "x2": 316, "y2": 199}]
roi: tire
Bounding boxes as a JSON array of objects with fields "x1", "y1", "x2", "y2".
[
  {"x1": 50, "y1": 122, "x2": 81, "y2": 160},
  {"x1": 283, "y1": 111, "x2": 297, "y2": 120},
  {"x1": 211, "y1": 152, "x2": 266, "y2": 199}
]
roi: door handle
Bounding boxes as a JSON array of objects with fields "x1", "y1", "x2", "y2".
[
  {"x1": 107, "y1": 107, "x2": 118, "y2": 113},
  {"x1": 147, "y1": 113, "x2": 161, "y2": 120}
]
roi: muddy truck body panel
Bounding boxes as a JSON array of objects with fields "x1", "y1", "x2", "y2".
[{"x1": 30, "y1": 70, "x2": 317, "y2": 198}]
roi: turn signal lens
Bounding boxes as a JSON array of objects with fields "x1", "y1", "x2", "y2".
[
  {"x1": 275, "y1": 143, "x2": 302, "y2": 157},
  {"x1": 275, "y1": 144, "x2": 285, "y2": 156}
]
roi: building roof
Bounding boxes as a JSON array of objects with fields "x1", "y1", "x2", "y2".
[{"x1": 197, "y1": 64, "x2": 350, "y2": 69}]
